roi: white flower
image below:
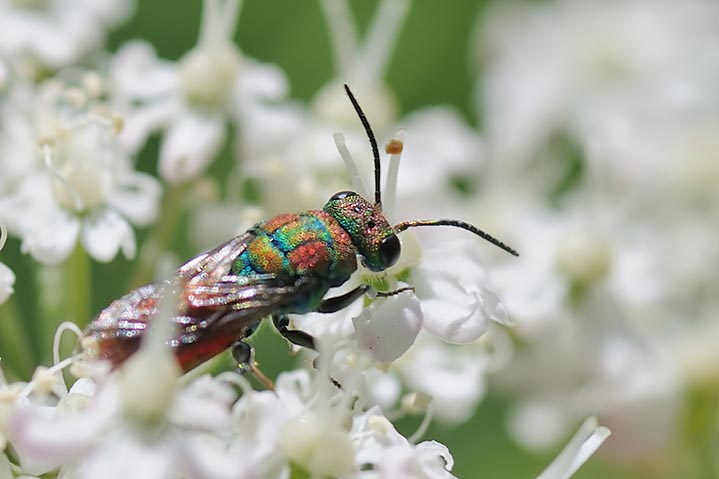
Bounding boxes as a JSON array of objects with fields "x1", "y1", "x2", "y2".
[
  {"x1": 346, "y1": 236, "x2": 509, "y2": 367},
  {"x1": 0, "y1": 0, "x2": 134, "y2": 70},
  {"x1": 0, "y1": 79, "x2": 39, "y2": 196},
  {"x1": 353, "y1": 293, "x2": 423, "y2": 363},
  {"x1": 0, "y1": 76, "x2": 162, "y2": 264},
  {"x1": 390, "y1": 329, "x2": 505, "y2": 424},
  {"x1": 350, "y1": 406, "x2": 457, "y2": 479},
  {"x1": 111, "y1": 0, "x2": 293, "y2": 183},
  {"x1": 475, "y1": 0, "x2": 717, "y2": 177},
  {"x1": 240, "y1": 0, "x2": 487, "y2": 217},
  {"x1": 313, "y1": 0, "x2": 409, "y2": 130}
]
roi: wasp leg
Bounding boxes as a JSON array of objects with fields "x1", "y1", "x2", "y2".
[
  {"x1": 231, "y1": 340, "x2": 254, "y2": 374},
  {"x1": 272, "y1": 314, "x2": 316, "y2": 350},
  {"x1": 376, "y1": 286, "x2": 415, "y2": 298},
  {"x1": 273, "y1": 314, "x2": 344, "y2": 390},
  {"x1": 316, "y1": 285, "x2": 370, "y2": 313},
  {"x1": 231, "y1": 340, "x2": 275, "y2": 390}
]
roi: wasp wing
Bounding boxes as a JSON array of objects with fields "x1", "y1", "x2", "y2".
[
  {"x1": 176, "y1": 232, "x2": 253, "y2": 283},
  {"x1": 84, "y1": 233, "x2": 320, "y2": 371},
  {"x1": 85, "y1": 274, "x2": 320, "y2": 371}
]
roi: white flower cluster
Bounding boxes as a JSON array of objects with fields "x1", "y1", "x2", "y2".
[
  {"x1": 0, "y1": 0, "x2": 643, "y2": 476},
  {"x1": 0, "y1": 326, "x2": 608, "y2": 479},
  {"x1": 471, "y1": 0, "x2": 718, "y2": 459}
]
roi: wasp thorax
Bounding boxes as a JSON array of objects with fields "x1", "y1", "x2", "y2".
[{"x1": 323, "y1": 191, "x2": 400, "y2": 272}]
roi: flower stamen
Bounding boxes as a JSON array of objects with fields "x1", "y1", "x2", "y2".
[
  {"x1": 333, "y1": 132, "x2": 370, "y2": 199},
  {"x1": 383, "y1": 129, "x2": 405, "y2": 221},
  {"x1": 359, "y1": 0, "x2": 410, "y2": 85},
  {"x1": 41, "y1": 142, "x2": 85, "y2": 212}
]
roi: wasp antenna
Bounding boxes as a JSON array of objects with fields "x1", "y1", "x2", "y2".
[
  {"x1": 394, "y1": 219, "x2": 520, "y2": 257},
  {"x1": 344, "y1": 84, "x2": 382, "y2": 208}
]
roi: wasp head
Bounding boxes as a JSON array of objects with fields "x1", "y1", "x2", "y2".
[{"x1": 324, "y1": 191, "x2": 400, "y2": 272}]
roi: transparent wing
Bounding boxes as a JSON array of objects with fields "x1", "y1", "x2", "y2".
[{"x1": 84, "y1": 233, "x2": 320, "y2": 371}]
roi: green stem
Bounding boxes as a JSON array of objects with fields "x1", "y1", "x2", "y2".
[
  {"x1": 130, "y1": 183, "x2": 188, "y2": 287},
  {"x1": 288, "y1": 463, "x2": 311, "y2": 479},
  {"x1": 0, "y1": 298, "x2": 35, "y2": 380},
  {"x1": 34, "y1": 245, "x2": 92, "y2": 367},
  {"x1": 66, "y1": 243, "x2": 92, "y2": 328}
]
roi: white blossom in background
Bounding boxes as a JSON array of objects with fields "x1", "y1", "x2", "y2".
[
  {"x1": 472, "y1": 192, "x2": 686, "y2": 454},
  {"x1": 0, "y1": 78, "x2": 41, "y2": 196},
  {"x1": 474, "y1": 0, "x2": 717, "y2": 179},
  {"x1": 470, "y1": 0, "x2": 719, "y2": 459},
  {"x1": 240, "y1": 0, "x2": 486, "y2": 217},
  {"x1": 0, "y1": 73, "x2": 162, "y2": 264},
  {"x1": 110, "y1": 0, "x2": 295, "y2": 184},
  {"x1": 0, "y1": 0, "x2": 134, "y2": 71}
]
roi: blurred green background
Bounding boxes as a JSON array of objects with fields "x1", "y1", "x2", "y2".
[{"x1": 0, "y1": 1, "x2": 713, "y2": 478}]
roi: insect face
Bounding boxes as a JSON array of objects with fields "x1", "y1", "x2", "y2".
[{"x1": 324, "y1": 191, "x2": 400, "y2": 272}]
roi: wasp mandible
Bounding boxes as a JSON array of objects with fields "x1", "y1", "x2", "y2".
[{"x1": 83, "y1": 85, "x2": 518, "y2": 372}]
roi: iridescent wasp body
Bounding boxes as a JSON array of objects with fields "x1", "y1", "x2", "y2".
[{"x1": 84, "y1": 86, "x2": 518, "y2": 372}]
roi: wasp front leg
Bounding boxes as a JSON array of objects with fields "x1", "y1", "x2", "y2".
[
  {"x1": 272, "y1": 314, "x2": 316, "y2": 350},
  {"x1": 316, "y1": 284, "x2": 414, "y2": 313}
]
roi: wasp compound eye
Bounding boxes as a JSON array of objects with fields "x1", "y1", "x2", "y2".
[
  {"x1": 330, "y1": 191, "x2": 358, "y2": 201},
  {"x1": 378, "y1": 234, "x2": 401, "y2": 268}
]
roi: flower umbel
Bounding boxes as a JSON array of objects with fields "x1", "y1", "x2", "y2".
[{"x1": 0, "y1": 74, "x2": 162, "y2": 264}]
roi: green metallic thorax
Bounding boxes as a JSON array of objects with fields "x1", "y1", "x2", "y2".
[{"x1": 231, "y1": 210, "x2": 358, "y2": 312}]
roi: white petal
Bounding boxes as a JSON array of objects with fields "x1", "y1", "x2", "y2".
[
  {"x1": 81, "y1": 430, "x2": 175, "y2": 479},
  {"x1": 234, "y1": 59, "x2": 290, "y2": 104},
  {"x1": 508, "y1": 401, "x2": 572, "y2": 451},
  {"x1": 535, "y1": 417, "x2": 611, "y2": 479},
  {"x1": 107, "y1": 172, "x2": 163, "y2": 227},
  {"x1": 479, "y1": 285, "x2": 512, "y2": 326},
  {"x1": 395, "y1": 334, "x2": 487, "y2": 423},
  {"x1": 416, "y1": 441, "x2": 456, "y2": 478},
  {"x1": 81, "y1": 209, "x2": 136, "y2": 263},
  {"x1": 274, "y1": 370, "x2": 315, "y2": 416},
  {"x1": 353, "y1": 294, "x2": 423, "y2": 363},
  {"x1": 168, "y1": 375, "x2": 235, "y2": 433},
  {"x1": 419, "y1": 279, "x2": 490, "y2": 344},
  {"x1": 237, "y1": 102, "x2": 305, "y2": 159},
  {"x1": 159, "y1": 112, "x2": 226, "y2": 183},
  {"x1": 20, "y1": 211, "x2": 80, "y2": 265},
  {"x1": 8, "y1": 404, "x2": 105, "y2": 475},
  {"x1": 378, "y1": 443, "x2": 457, "y2": 479},
  {"x1": 412, "y1": 240, "x2": 509, "y2": 343},
  {"x1": 182, "y1": 435, "x2": 257, "y2": 479},
  {"x1": 118, "y1": 99, "x2": 179, "y2": 154},
  {"x1": 0, "y1": 262, "x2": 15, "y2": 305},
  {"x1": 111, "y1": 41, "x2": 178, "y2": 99},
  {"x1": 67, "y1": 378, "x2": 97, "y2": 397}
]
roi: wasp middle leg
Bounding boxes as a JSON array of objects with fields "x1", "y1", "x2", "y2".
[{"x1": 231, "y1": 339, "x2": 275, "y2": 390}]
